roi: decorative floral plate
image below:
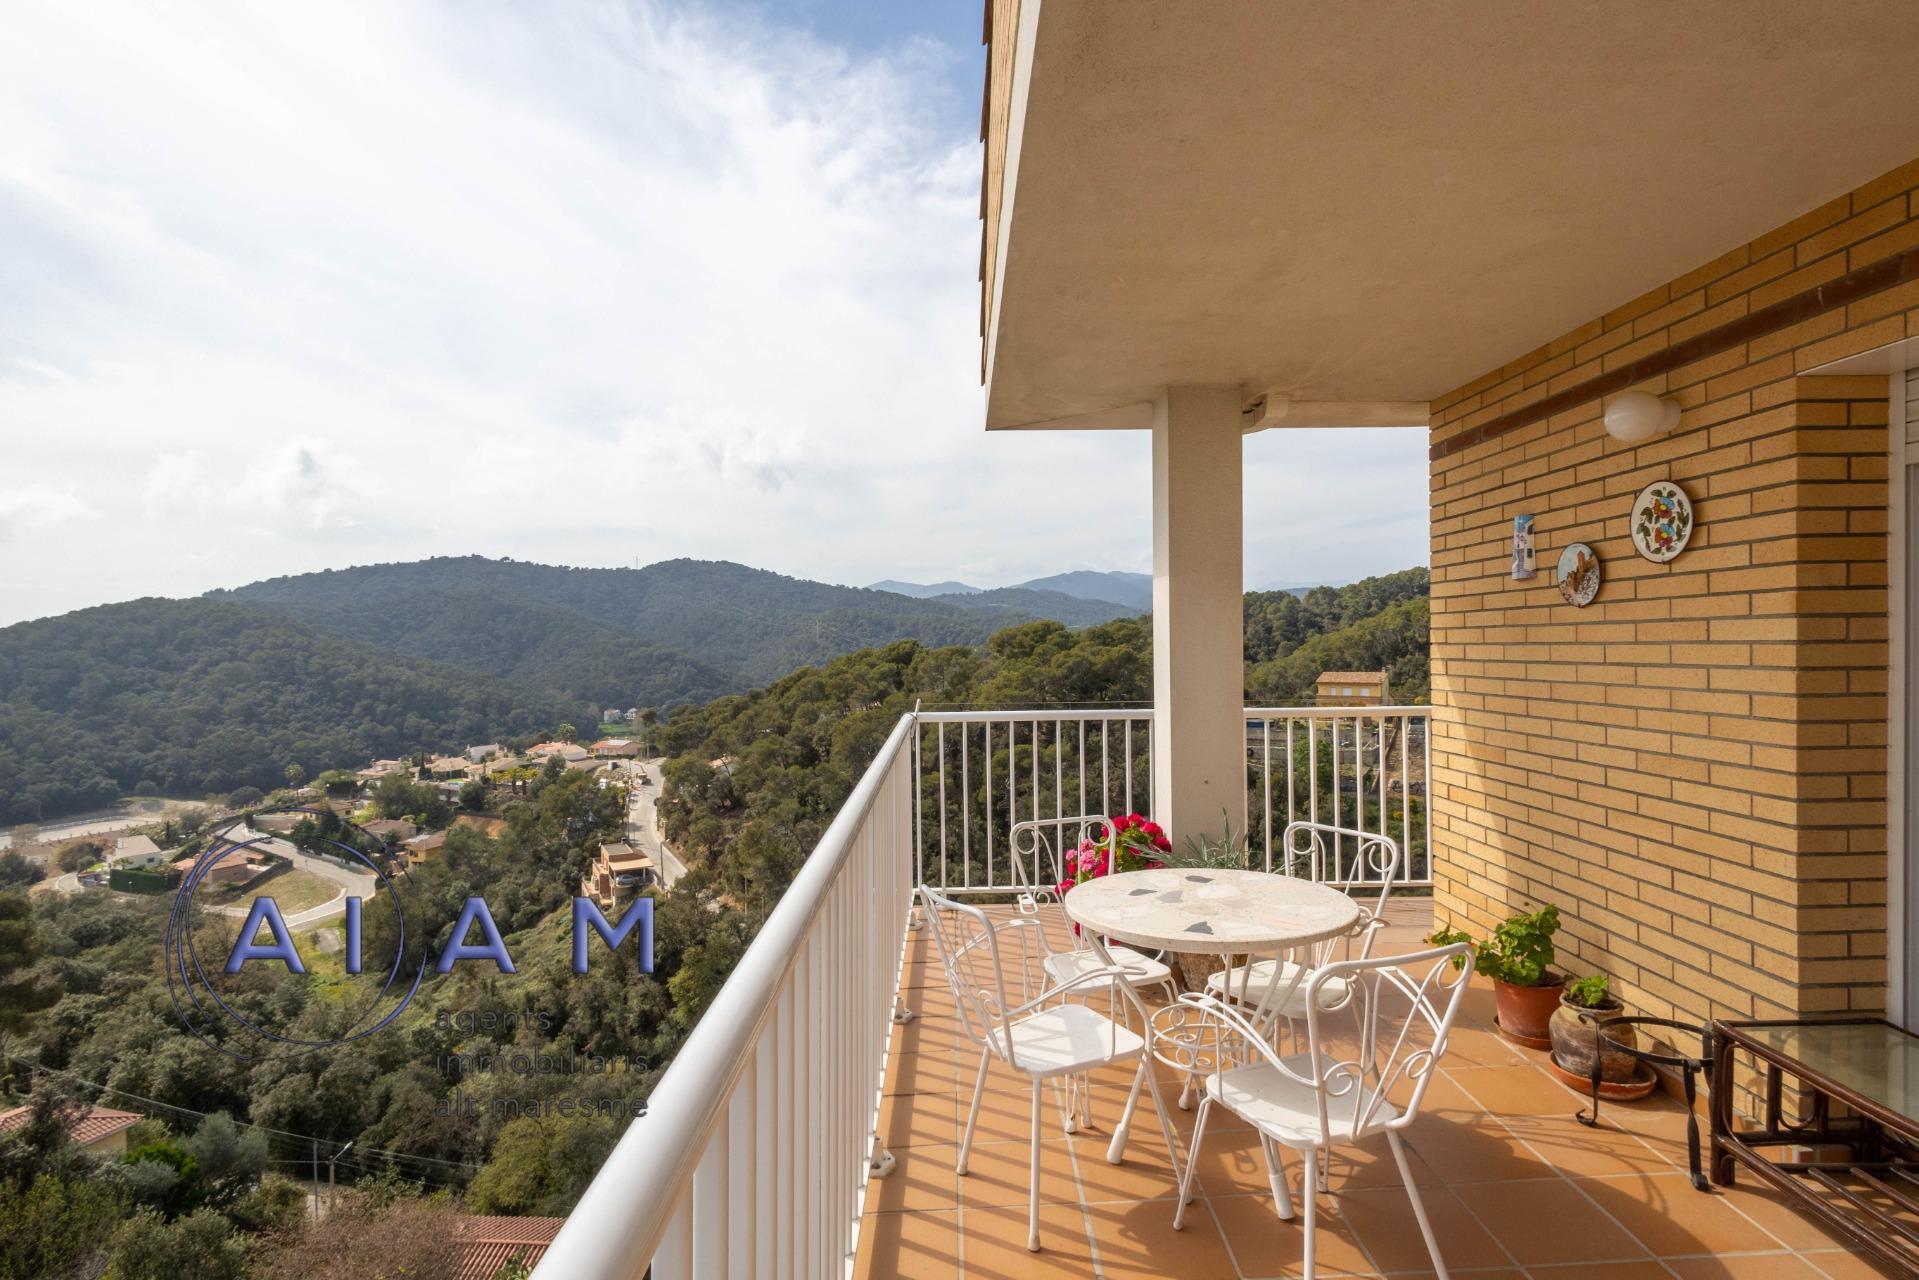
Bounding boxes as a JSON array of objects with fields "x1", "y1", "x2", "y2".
[
  {"x1": 1631, "y1": 480, "x2": 1693, "y2": 563},
  {"x1": 1557, "y1": 543, "x2": 1601, "y2": 607}
]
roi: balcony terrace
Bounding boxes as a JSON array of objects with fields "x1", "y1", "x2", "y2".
[
  {"x1": 857, "y1": 897, "x2": 1893, "y2": 1280},
  {"x1": 534, "y1": 709, "x2": 1907, "y2": 1279}
]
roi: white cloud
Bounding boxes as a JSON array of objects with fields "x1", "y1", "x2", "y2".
[
  {"x1": 0, "y1": 0, "x2": 1426, "y2": 625},
  {"x1": 0, "y1": 484, "x2": 97, "y2": 542}
]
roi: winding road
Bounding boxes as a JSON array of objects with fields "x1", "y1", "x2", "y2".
[{"x1": 624, "y1": 758, "x2": 685, "y2": 889}]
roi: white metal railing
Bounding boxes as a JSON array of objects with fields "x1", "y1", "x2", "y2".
[
  {"x1": 1244, "y1": 706, "x2": 1431, "y2": 887},
  {"x1": 533, "y1": 715, "x2": 917, "y2": 1279},
  {"x1": 910, "y1": 708, "x2": 1154, "y2": 894},
  {"x1": 911, "y1": 706, "x2": 1431, "y2": 891}
]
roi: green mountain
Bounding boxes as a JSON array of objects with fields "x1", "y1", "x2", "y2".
[
  {"x1": 927, "y1": 586, "x2": 1139, "y2": 627},
  {"x1": 213, "y1": 556, "x2": 1084, "y2": 690},
  {"x1": 0, "y1": 597, "x2": 590, "y2": 824},
  {"x1": 1014, "y1": 570, "x2": 1153, "y2": 611}
]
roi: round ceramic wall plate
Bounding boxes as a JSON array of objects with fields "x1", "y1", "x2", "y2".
[
  {"x1": 1631, "y1": 480, "x2": 1693, "y2": 563},
  {"x1": 1557, "y1": 542, "x2": 1600, "y2": 607}
]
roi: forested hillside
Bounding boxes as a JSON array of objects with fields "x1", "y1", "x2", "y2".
[
  {"x1": 657, "y1": 570, "x2": 1431, "y2": 902},
  {"x1": 1244, "y1": 567, "x2": 1431, "y2": 704},
  {"x1": 0, "y1": 598, "x2": 589, "y2": 823},
  {"x1": 214, "y1": 556, "x2": 1121, "y2": 690},
  {"x1": 0, "y1": 562, "x2": 1423, "y2": 827},
  {"x1": 657, "y1": 620, "x2": 1152, "y2": 911}
]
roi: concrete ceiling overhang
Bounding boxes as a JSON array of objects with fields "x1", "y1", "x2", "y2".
[{"x1": 982, "y1": 1, "x2": 1919, "y2": 431}]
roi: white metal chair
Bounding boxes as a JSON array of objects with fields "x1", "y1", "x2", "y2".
[
  {"x1": 1205, "y1": 821, "x2": 1399, "y2": 1025},
  {"x1": 918, "y1": 882, "x2": 1180, "y2": 1252},
  {"x1": 1008, "y1": 815, "x2": 1180, "y2": 1006},
  {"x1": 1154, "y1": 942, "x2": 1475, "y2": 1279}
]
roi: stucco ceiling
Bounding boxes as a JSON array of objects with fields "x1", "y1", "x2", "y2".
[{"x1": 984, "y1": 1, "x2": 1919, "y2": 429}]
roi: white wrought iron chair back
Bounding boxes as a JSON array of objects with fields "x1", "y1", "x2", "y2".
[
  {"x1": 1006, "y1": 814, "x2": 1109, "y2": 946},
  {"x1": 1009, "y1": 813, "x2": 1112, "y2": 895},
  {"x1": 917, "y1": 881, "x2": 1135, "y2": 1068},
  {"x1": 1156, "y1": 941, "x2": 1475, "y2": 1146},
  {"x1": 1275, "y1": 819, "x2": 1400, "y2": 971}
]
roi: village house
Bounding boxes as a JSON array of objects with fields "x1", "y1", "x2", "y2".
[
  {"x1": 424, "y1": 755, "x2": 471, "y2": 780},
  {"x1": 108, "y1": 834, "x2": 165, "y2": 869},
  {"x1": 584, "y1": 840, "x2": 655, "y2": 910},
  {"x1": 402, "y1": 829, "x2": 447, "y2": 865},
  {"x1": 0, "y1": 1105, "x2": 142, "y2": 1158},
  {"x1": 1312, "y1": 668, "x2": 1391, "y2": 708},
  {"x1": 591, "y1": 738, "x2": 640, "y2": 759},
  {"x1": 465, "y1": 743, "x2": 501, "y2": 763}
]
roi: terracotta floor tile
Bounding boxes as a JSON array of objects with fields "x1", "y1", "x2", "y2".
[
  {"x1": 890, "y1": 1015, "x2": 965, "y2": 1056},
  {"x1": 1337, "y1": 1182, "x2": 1511, "y2": 1273},
  {"x1": 1798, "y1": 1248, "x2": 1912, "y2": 1278},
  {"x1": 1316, "y1": 1130, "x2": 1445, "y2": 1190},
  {"x1": 1450, "y1": 1177, "x2": 1649, "y2": 1266},
  {"x1": 879, "y1": 1089, "x2": 958, "y2": 1147},
  {"x1": 1206, "y1": 1188, "x2": 1375, "y2": 1279},
  {"x1": 1662, "y1": 1253, "x2": 1834, "y2": 1278},
  {"x1": 1445, "y1": 1063, "x2": 1587, "y2": 1117},
  {"x1": 883, "y1": 1048, "x2": 959, "y2": 1096},
  {"x1": 1574, "y1": 1172, "x2": 1784, "y2": 1256},
  {"x1": 1071, "y1": 1131, "x2": 1187, "y2": 1204},
  {"x1": 865, "y1": 1142, "x2": 959, "y2": 1213},
  {"x1": 1436, "y1": 1023, "x2": 1530, "y2": 1068},
  {"x1": 1398, "y1": 1111, "x2": 1549, "y2": 1183},
  {"x1": 1522, "y1": 1262, "x2": 1672, "y2": 1279},
  {"x1": 955, "y1": 1074, "x2": 1084, "y2": 1145},
  {"x1": 1082, "y1": 1196, "x2": 1242, "y2": 1279},
  {"x1": 954, "y1": 1137, "x2": 1082, "y2": 1207},
  {"x1": 1188, "y1": 1123, "x2": 1294, "y2": 1199},
  {"x1": 852, "y1": 1208, "x2": 961, "y2": 1279},
  {"x1": 1710, "y1": 1178, "x2": 1870, "y2": 1253},
  {"x1": 961, "y1": 1204, "x2": 1099, "y2": 1278},
  {"x1": 1502, "y1": 1112, "x2": 1678, "y2": 1177}
]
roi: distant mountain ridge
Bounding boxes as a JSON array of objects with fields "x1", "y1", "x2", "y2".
[
  {"x1": 211, "y1": 556, "x2": 1147, "y2": 695},
  {"x1": 0, "y1": 596, "x2": 589, "y2": 824},
  {"x1": 866, "y1": 568, "x2": 1153, "y2": 613},
  {"x1": 866, "y1": 578, "x2": 979, "y2": 598}
]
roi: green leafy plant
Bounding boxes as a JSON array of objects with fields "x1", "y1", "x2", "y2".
[
  {"x1": 1564, "y1": 973, "x2": 1613, "y2": 1009},
  {"x1": 1430, "y1": 904, "x2": 1561, "y2": 987},
  {"x1": 1165, "y1": 810, "x2": 1250, "y2": 870}
]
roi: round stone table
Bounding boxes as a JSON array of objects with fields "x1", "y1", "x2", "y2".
[{"x1": 1061, "y1": 867, "x2": 1361, "y2": 957}]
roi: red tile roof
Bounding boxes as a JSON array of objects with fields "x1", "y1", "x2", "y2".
[
  {"x1": 453, "y1": 1217, "x2": 565, "y2": 1280},
  {"x1": 0, "y1": 1103, "x2": 142, "y2": 1147}
]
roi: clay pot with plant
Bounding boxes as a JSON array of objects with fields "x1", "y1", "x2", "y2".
[
  {"x1": 1430, "y1": 905, "x2": 1564, "y2": 1046},
  {"x1": 1548, "y1": 974, "x2": 1641, "y2": 1085}
]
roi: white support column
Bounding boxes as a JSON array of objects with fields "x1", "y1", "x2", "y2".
[{"x1": 1151, "y1": 385, "x2": 1245, "y2": 844}]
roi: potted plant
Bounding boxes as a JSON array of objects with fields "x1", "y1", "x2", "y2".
[
  {"x1": 1054, "y1": 813, "x2": 1170, "y2": 905},
  {"x1": 1548, "y1": 973, "x2": 1643, "y2": 1087},
  {"x1": 1430, "y1": 904, "x2": 1563, "y2": 1046}
]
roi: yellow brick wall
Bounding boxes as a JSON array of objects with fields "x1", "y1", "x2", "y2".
[{"x1": 1429, "y1": 157, "x2": 1919, "y2": 1028}]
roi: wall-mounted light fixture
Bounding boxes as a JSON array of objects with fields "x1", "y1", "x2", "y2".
[{"x1": 1603, "y1": 390, "x2": 1681, "y2": 443}]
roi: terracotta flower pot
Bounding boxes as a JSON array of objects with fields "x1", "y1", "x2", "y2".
[
  {"x1": 1492, "y1": 975, "x2": 1564, "y2": 1046},
  {"x1": 1548, "y1": 994, "x2": 1640, "y2": 1084}
]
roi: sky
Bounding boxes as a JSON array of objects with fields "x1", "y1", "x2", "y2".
[{"x1": 0, "y1": 0, "x2": 1428, "y2": 628}]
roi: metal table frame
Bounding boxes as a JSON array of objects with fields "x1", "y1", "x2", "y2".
[{"x1": 1709, "y1": 1016, "x2": 1919, "y2": 1277}]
